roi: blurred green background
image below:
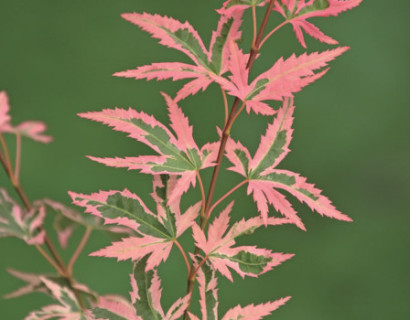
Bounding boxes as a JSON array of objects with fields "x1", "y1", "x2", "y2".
[{"x1": 0, "y1": 0, "x2": 409, "y2": 319}]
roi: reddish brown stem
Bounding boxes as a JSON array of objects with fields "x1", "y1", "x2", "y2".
[
  {"x1": 0, "y1": 144, "x2": 87, "y2": 309},
  {"x1": 183, "y1": 2, "x2": 277, "y2": 319},
  {"x1": 68, "y1": 227, "x2": 92, "y2": 276},
  {"x1": 175, "y1": 240, "x2": 191, "y2": 275}
]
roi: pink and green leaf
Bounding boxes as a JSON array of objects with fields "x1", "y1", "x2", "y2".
[
  {"x1": 5, "y1": 269, "x2": 97, "y2": 302},
  {"x1": 131, "y1": 257, "x2": 190, "y2": 320},
  {"x1": 274, "y1": 0, "x2": 362, "y2": 47},
  {"x1": 245, "y1": 47, "x2": 349, "y2": 105},
  {"x1": 220, "y1": 45, "x2": 347, "y2": 115},
  {"x1": 221, "y1": 296, "x2": 291, "y2": 320},
  {"x1": 42, "y1": 199, "x2": 132, "y2": 249},
  {"x1": 90, "y1": 295, "x2": 139, "y2": 320},
  {"x1": 24, "y1": 278, "x2": 86, "y2": 320},
  {"x1": 0, "y1": 91, "x2": 52, "y2": 143},
  {"x1": 193, "y1": 202, "x2": 293, "y2": 281},
  {"x1": 0, "y1": 91, "x2": 11, "y2": 129},
  {"x1": 70, "y1": 188, "x2": 198, "y2": 269},
  {"x1": 218, "y1": 0, "x2": 270, "y2": 16},
  {"x1": 0, "y1": 189, "x2": 45, "y2": 245},
  {"x1": 122, "y1": 13, "x2": 210, "y2": 69},
  {"x1": 225, "y1": 99, "x2": 351, "y2": 226}
]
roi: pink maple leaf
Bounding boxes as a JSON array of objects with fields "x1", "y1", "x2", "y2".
[
  {"x1": 114, "y1": 10, "x2": 243, "y2": 101},
  {"x1": 274, "y1": 0, "x2": 363, "y2": 47},
  {"x1": 192, "y1": 202, "x2": 293, "y2": 281},
  {"x1": 24, "y1": 278, "x2": 84, "y2": 320},
  {"x1": 70, "y1": 183, "x2": 200, "y2": 271},
  {"x1": 91, "y1": 295, "x2": 139, "y2": 320},
  {"x1": 218, "y1": 43, "x2": 349, "y2": 115},
  {"x1": 189, "y1": 260, "x2": 291, "y2": 320},
  {"x1": 0, "y1": 91, "x2": 52, "y2": 143},
  {"x1": 129, "y1": 257, "x2": 191, "y2": 320},
  {"x1": 225, "y1": 97, "x2": 352, "y2": 228},
  {"x1": 79, "y1": 94, "x2": 219, "y2": 204}
]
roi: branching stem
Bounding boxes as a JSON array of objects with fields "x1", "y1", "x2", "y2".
[
  {"x1": 175, "y1": 240, "x2": 191, "y2": 275},
  {"x1": 207, "y1": 180, "x2": 248, "y2": 218},
  {"x1": 0, "y1": 137, "x2": 87, "y2": 310},
  {"x1": 68, "y1": 227, "x2": 92, "y2": 276},
  {"x1": 196, "y1": 171, "x2": 206, "y2": 218},
  {"x1": 183, "y1": 2, "x2": 277, "y2": 319}
]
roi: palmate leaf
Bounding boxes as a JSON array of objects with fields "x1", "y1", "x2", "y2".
[
  {"x1": 192, "y1": 202, "x2": 293, "y2": 281},
  {"x1": 89, "y1": 295, "x2": 138, "y2": 320},
  {"x1": 225, "y1": 98, "x2": 352, "y2": 228},
  {"x1": 24, "y1": 278, "x2": 87, "y2": 320},
  {"x1": 189, "y1": 261, "x2": 290, "y2": 320},
  {"x1": 0, "y1": 91, "x2": 52, "y2": 143},
  {"x1": 115, "y1": 10, "x2": 243, "y2": 101},
  {"x1": 218, "y1": 0, "x2": 270, "y2": 16},
  {"x1": 274, "y1": 0, "x2": 363, "y2": 47},
  {"x1": 5, "y1": 269, "x2": 97, "y2": 303},
  {"x1": 219, "y1": 43, "x2": 348, "y2": 115},
  {"x1": 40, "y1": 199, "x2": 132, "y2": 249},
  {"x1": 0, "y1": 189, "x2": 45, "y2": 245},
  {"x1": 79, "y1": 94, "x2": 218, "y2": 204},
  {"x1": 69, "y1": 180, "x2": 200, "y2": 270},
  {"x1": 130, "y1": 257, "x2": 191, "y2": 320}
]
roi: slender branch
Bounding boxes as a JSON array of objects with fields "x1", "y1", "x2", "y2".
[
  {"x1": 204, "y1": 0, "x2": 276, "y2": 219},
  {"x1": 14, "y1": 133, "x2": 21, "y2": 182},
  {"x1": 220, "y1": 87, "x2": 229, "y2": 126},
  {"x1": 183, "y1": 2, "x2": 277, "y2": 319},
  {"x1": 226, "y1": 102, "x2": 246, "y2": 132},
  {"x1": 0, "y1": 139, "x2": 87, "y2": 309},
  {"x1": 0, "y1": 134, "x2": 12, "y2": 171},
  {"x1": 196, "y1": 171, "x2": 206, "y2": 218},
  {"x1": 252, "y1": 5, "x2": 258, "y2": 47},
  {"x1": 207, "y1": 180, "x2": 248, "y2": 218},
  {"x1": 260, "y1": 20, "x2": 288, "y2": 48},
  {"x1": 67, "y1": 227, "x2": 92, "y2": 276},
  {"x1": 35, "y1": 245, "x2": 66, "y2": 276},
  {"x1": 174, "y1": 240, "x2": 191, "y2": 275}
]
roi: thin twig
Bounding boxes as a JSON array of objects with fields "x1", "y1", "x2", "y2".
[
  {"x1": 220, "y1": 87, "x2": 229, "y2": 126},
  {"x1": 35, "y1": 245, "x2": 66, "y2": 276},
  {"x1": 67, "y1": 227, "x2": 92, "y2": 276},
  {"x1": 207, "y1": 180, "x2": 248, "y2": 218},
  {"x1": 175, "y1": 240, "x2": 191, "y2": 275},
  {"x1": 260, "y1": 20, "x2": 288, "y2": 48},
  {"x1": 183, "y1": 2, "x2": 277, "y2": 318},
  {"x1": 0, "y1": 138, "x2": 87, "y2": 309},
  {"x1": 14, "y1": 133, "x2": 21, "y2": 182},
  {"x1": 0, "y1": 134, "x2": 12, "y2": 172},
  {"x1": 252, "y1": 5, "x2": 258, "y2": 47},
  {"x1": 196, "y1": 171, "x2": 206, "y2": 218}
]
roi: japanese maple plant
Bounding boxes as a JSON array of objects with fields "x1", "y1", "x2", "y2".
[{"x1": 0, "y1": 1, "x2": 362, "y2": 319}]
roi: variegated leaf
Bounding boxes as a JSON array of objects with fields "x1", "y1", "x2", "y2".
[
  {"x1": 24, "y1": 278, "x2": 86, "y2": 320},
  {"x1": 274, "y1": 0, "x2": 363, "y2": 47},
  {"x1": 225, "y1": 98, "x2": 352, "y2": 227},
  {"x1": 90, "y1": 295, "x2": 139, "y2": 320},
  {"x1": 221, "y1": 297, "x2": 291, "y2": 320},
  {"x1": 220, "y1": 44, "x2": 349, "y2": 115},
  {"x1": 193, "y1": 202, "x2": 293, "y2": 281},
  {"x1": 79, "y1": 94, "x2": 218, "y2": 204},
  {"x1": 41, "y1": 199, "x2": 132, "y2": 249},
  {"x1": 69, "y1": 188, "x2": 199, "y2": 270},
  {"x1": 131, "y1": 257, "x2": 190, "y2": 320},
  {"x1": 116, "y1": 10, "x2": 243, "y2": 101},
  {"x1": 4, "y1": 269, "x2": 97, "y2": 302},
  {"x1": 0, "y1": 189, "x2": 45, "y2": 245},
  {"x1": 0, "y1": 91, "x2": 52, "y2": 143}
]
